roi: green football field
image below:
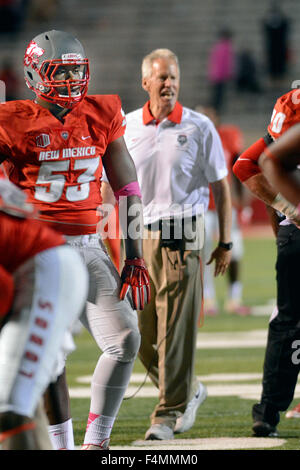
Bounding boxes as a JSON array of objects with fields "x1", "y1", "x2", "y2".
[{"x1": 66, "y1": 234, "x2": 300, "y2": 451}]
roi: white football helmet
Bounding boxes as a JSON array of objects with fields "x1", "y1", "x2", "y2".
[{"x1": 24, "y1": 30, "x2": 90, "y2": 109}]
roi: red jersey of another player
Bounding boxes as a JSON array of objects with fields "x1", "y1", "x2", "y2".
[
  {"x1": 0, "y1": 213, "x2": 64, "y2": 273},
  {"x1": 208, "y1": 124, "x2": 244, "y2": 210},
  {"x1": 234, "y1": 89, "x2": 300, "y2": 183},
  {"x1": 267, "y1": 89, "x2": 300, "y2": 140},
  {"x1": 0, "y1": 190, "x2": 64, "y2": 317},
  {"x1": 0, "y1": 95, "x2": 126, "y2": 235}
]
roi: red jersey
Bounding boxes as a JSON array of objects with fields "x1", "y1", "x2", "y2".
[
  {"x1": 0, "y1": 95, "x2": 126, "y2": 235},
  {"x1": 0, "y1": 212, "x2": 64, "y2": 273},
  {"x1": 234, "y1": 89, "x2": 300, "y2": 183},
  {"x1": 208, "y1": 124, "x2": 244, "y2": 210},
  {"x1": 268, "y1": 89, "x2": 300, "y2": 140}
]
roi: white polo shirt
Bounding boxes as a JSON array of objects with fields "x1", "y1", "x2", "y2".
[{"x1": 124, "y1": 101, "x2": 227, "y2": 225}]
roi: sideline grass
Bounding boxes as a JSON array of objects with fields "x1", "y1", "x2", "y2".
[{"x1": 67, "y1": 236, "x2": 300, "y2": 450}]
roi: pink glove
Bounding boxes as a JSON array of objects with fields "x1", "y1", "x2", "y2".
[{"x1": 120, "y1": 258, "x2": 151, "y2": 310}]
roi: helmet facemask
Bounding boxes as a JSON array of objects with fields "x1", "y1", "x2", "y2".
[{"x1": 34, "y1": 58, "x2": 90, "y2": 109}]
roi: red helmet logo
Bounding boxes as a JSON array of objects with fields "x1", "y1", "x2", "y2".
[{"x1": 24, "y1": 41, "x2": 45, "y2": 67}]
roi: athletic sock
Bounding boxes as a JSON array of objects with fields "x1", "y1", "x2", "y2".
[
  {"x1": 83, "y1": 413, "x2": 115, "y2": 445},
  {"x1": 48, "y1": 418, "x2": 74, "y2": 450},
  {"x1": 82, "y1": 355, "x2": 134, "y2": 446},
  {"x1": 229, "y1": 281, "x2": 242, "y2": 302}
]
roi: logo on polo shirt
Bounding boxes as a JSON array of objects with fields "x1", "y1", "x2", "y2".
[{"x1": 177, "y1": 134, "x2": 187, "y2": 145}]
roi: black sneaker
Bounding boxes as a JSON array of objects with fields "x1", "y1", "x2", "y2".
[{"x1": 252, "y1": 420, "x2": 278, "y2": 437}]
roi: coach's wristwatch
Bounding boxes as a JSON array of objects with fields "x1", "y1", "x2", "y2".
[{"x1": 218, "y1": 241, "x2": 233, "y2": 250}]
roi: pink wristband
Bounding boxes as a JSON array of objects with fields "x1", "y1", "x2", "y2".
[{"x1": 114, "y1": 181, "x2": 142, "y2": 202}]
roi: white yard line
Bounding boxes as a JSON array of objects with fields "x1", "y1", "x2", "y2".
[
  {"x1": 196, "y1": 329, "x2": 268, "y2": 348},
  {"x1": 76, "y1": 437, "x2": 286, "y2": 451},
  {"x1": 69, "y1": 383, "x2": 300, "y2": 399},
  {"x1": 76, "y1": 372, "x2": 263, "y2": 384},
  {"x1": 110, "y1": 437, "x2": 286, "y2": 450}
]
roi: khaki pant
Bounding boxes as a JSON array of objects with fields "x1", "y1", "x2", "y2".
[{"x1": 138, "y1": 228, "x2": 203, "y2": 428}]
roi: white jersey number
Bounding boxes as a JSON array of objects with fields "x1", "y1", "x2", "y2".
[
  {"x1": 270, "y1": 109, "x2": 286, "y2": 134},
  {"x1": 34, "y1": 157, "x2": 100, "y2": 203}
]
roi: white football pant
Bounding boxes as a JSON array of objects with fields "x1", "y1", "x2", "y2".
[
  {"x1": 0, "y1": 245, "x2": 88, "y2": 417},
  {"x1": 64, "y1": 234, "x2": 140, "y2": 419},
  {"x1": 204, "y1": 208, "x2": 243, "y2": 300}
]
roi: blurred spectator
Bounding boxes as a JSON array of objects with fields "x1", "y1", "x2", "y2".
[
  {"x1": 27, "y1": 0, "x2": 59, "y2": 24},
  {"x1": 0, "y1": 0, "x2": 28, "y2": 35},
  {"x1": 196, "y1": 105, "x2": 252, "y2": 316},
  {"x1": 207, "y1": 28, "x2": 235, "y2": 112},
  {"x1": 262, "y1": 1, "x2": 290, "y2": 81},
  {"x1": 235, "y1": 48, "x2": 262, "y2": 94},
  {"x1": 0, "y1": 58, "x2": 20, "y2": 101}
]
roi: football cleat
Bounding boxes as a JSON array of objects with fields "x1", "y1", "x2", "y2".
[
  {"x1": 224, "y1": 299, "x2": 252, "y2": 316},
  {"x1": 204, "y1": 299, "x2": 219, "y2": 316},
  {"x1": 81, "y1": 438, "x2": 110, "y2": 450},
  {"x1": 286, "y1": 403, "x2": 300, "y2": 418},
  {"x1": 252, "y1": 420, "x2": 278, "y2": 437}
]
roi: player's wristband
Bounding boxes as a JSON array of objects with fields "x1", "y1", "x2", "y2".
[
  {"x1": 114, "y1": 181, "x2": 142, "y2": 202},
  {"x1": 272, "y1": 193, "x2": 300, "y2": 219}
]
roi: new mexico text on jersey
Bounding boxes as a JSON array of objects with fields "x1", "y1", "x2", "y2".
[{"x1": 0, "y1": 95, "x2": 126, "y2": 234}]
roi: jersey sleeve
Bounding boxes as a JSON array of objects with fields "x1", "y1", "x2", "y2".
[
  {"x1": 267, "y1": 92, "x2": 298, "y2": 140},
  {"x1": 232, "y1": 137, "x2": 267, "y2": 182},
  {"x1": 108, "y1": 96, "x2": 127, "y2": 144}
]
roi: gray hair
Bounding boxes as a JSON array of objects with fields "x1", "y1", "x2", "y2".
[{"x1": 141, "y1": 48, "x2": 180, "y2": 78}]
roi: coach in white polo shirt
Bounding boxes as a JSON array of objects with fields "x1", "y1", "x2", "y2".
[{"x1": 102, "y1": 48, "x2": 232, "y2": 441}]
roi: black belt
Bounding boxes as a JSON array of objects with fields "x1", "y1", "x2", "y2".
[{"x1": 145, "y1": 215, "x2": 197, "y2": 231}]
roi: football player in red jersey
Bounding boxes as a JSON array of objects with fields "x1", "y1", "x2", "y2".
[
  {"x1": 0, "y1": 176, "x2": 88, "y2": 450},
  {"x1": 233, "y1": 88, "x2": 300, "y2": 435},
  {"x1": 0, "y1": 30, "x2": 150, "y2": 450},
  {"x1": 259, "y1": 122, "x2": 300, "y2": 208}
]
